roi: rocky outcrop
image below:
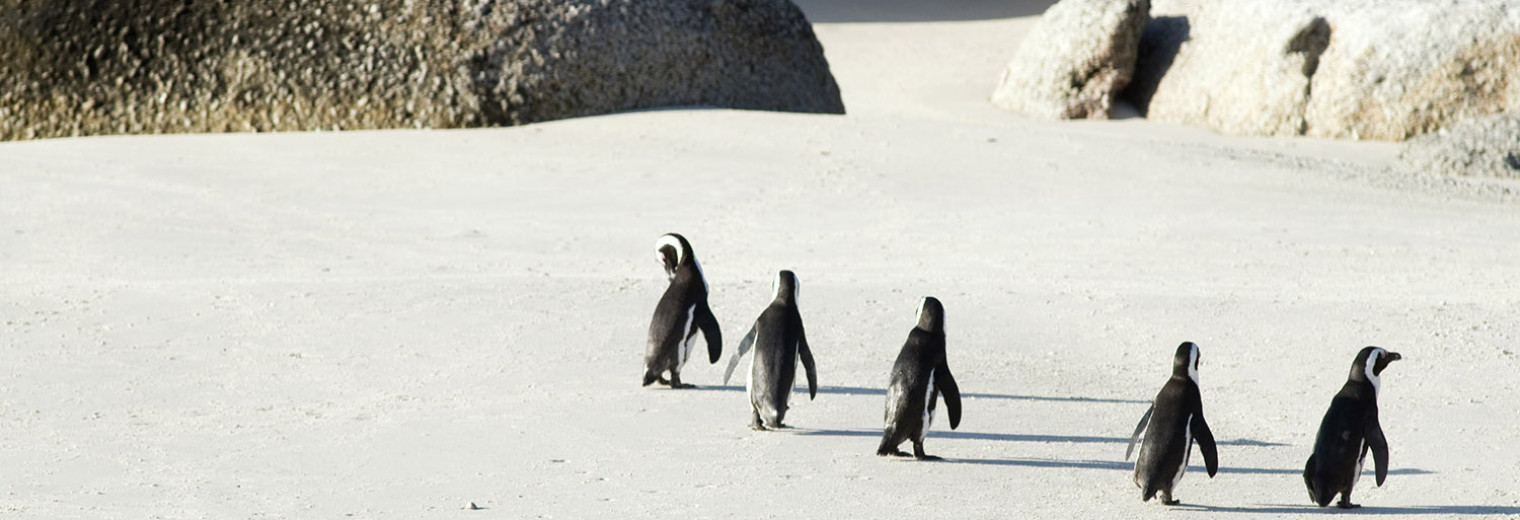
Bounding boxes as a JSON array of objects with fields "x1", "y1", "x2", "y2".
[
  {"x1": 991, "y1": 0, "x2": 1149, "y2": 120},
  {"x1": 1126, "y1": 0, "x2": 1328, "y2": 136},
  {"x1": 1304, "y1": 2, "x2": 1520, "y2": 140},
  {"x1": 1120, "y1": 0, "x2": 1520, "y2": 141},
  {"x1": 0, "y1": 0, "x2": 844, "y2": 141},
  {"x1": 1398, "y1": 112, "x2": 1520, "y2": 179}
]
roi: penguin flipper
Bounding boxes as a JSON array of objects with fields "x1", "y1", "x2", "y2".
[
  {"x1": 722, "y1": 324, "x2": 756, "y2": 385},
  {"x1": 1364, "y1": 416, "x2": 1390, "y2": 486},
  {"x1": 937, "y1": 363, "x2": 961, "y2": 429},
  {"x1": 1125, "y1": 403, "x2": 1154, "y2": 461},
  {"x1": 1190, "y1": 412, "x2": 1219, "y2": 477},
  {"x1": 798, "y1": 328, "x2": 818, "y2": 400},
  {"x1": 697, "y1": 301, "x2": 722, "y2": 364}
]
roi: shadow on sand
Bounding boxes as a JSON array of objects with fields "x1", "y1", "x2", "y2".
[
  {"x1": 797, "y1": 427, "x2": 1286, "y2": 448},
  {"x1": 1173, "y1": 504, "x2": 1520, "y2": 515},
  {"x1": 944, "y1": 457, "x2": 1434, "y2": 478},
  {"x1": 690, "y1": 384, "x2": 1148, "y2": 405}
]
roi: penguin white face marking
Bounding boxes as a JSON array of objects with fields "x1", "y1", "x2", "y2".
[
  {"x1": 654, "y1": 234, "x2": 685, "y2": 265},
  {"x1": 772, "y1": 272, "x2": 798, "y2": 302},
  {"x1": 1187, "y1": 344, "x2": 1200, "y2": 384},
  {"x1": 1364, "y1": 348, "x2": 1385, "y2": 397}
]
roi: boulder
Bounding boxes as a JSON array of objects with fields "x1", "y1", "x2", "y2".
[
  {"x1": 1398, "y1": 112, "x2": 1520, "y2": 179},
  {"x1": 991, "y1": 0, "x2": 1150, "y2": 120},
  {"x1": 1126, "y1": 0, "x2": 1328, "y2": 136},
  {"x1": 1123, "y1": 0, "x2": 1520, "y2": 141},
  {"x1": 0, "y1": 0, "x2": 844, "y2": 141},
  {"x1": 1304, "y1": 2, "x2": 1520, "y2": 140}
]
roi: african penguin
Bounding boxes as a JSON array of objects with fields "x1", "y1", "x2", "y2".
[
  {"x1": 877, "y1": 297, "x2": 961, "y2": 460},
  {"x1": 723, "y1": 270, "x2": 817, "y2": 430},
  {"x1": 1126, "y1": 341, "x2": 1218, "y2": 505},
  {"x1": 642, "y1": 233, "x2": 721, "y2": 388},
  {"x1": 1304, "y1": 346, "x2": 1401, "y2": 508}
]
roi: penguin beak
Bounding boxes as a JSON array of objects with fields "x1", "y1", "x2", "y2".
[{"x1": 1386, "y1": 352, "x2": 1402, "y2": 362}]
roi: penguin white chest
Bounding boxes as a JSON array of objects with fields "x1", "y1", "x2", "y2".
[
  {"x1": 1171, "y1": 414, "x2": 1192, "y2": 490},
  {"x1": 677, "y1": 305, "x2": 696, "y2": 368},
  {"x1": 919, "y1": 369, "x2": 937, "y2": 442}
]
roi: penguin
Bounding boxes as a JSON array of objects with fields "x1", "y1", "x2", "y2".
[
  {"x1": 722, "y1": 270, "x2": 817, "y2": 430},
  {"x1": 642, "y1": 233, "x2": 721, "y2": 388},
  {"x1": 1126, "y1": 341, "x2": 1219, "y2": 505},
  {"x1": 1303, "y1": 346, "x2": 1402, "y2": 508},
  {"x1": 876, "y1": 297, "x2": 961, "y2": 460}
]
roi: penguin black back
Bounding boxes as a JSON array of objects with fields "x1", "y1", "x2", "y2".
[
  {"x1": 643, "y1": 233, "x2": 721, "y2": 388},
  {"x1": 1304, "y1": 346, "x2": 1401, "y2": 508},
  {"x1": 724, "y1": 270, "x2": 817, "y2": 430},
  {"x1": 1127, "y1": 341, "x2": 1217, "y2": 505},
  {"x1": 877, "y1": 297, "x2": 960, "y2": 460}
]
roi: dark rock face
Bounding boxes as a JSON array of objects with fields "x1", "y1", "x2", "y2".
[{"x1": 0, "y1": 0, "x2": 844, "y2": 141}]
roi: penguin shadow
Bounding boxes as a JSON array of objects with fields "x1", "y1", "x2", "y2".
[
  {"x1": 948, "y1": 458, "x2": 1433, "y2": 477},
  {"x1": 798, "y1": 427, "x2": 1289, "y2": 449},
  {"x1": 799, "y1": 427, "x2": 1133, "y2": 445},
  {"x1": 1173, "y1": 504, "x2": 1520, "y2": 516},
  {"x1": 693, "y1": 384, "x2": 1148, "y2": 404},
  {"x1": 688, "y1": 384, "x2": 1151, "y2": 406},
  {"x1": 1209, "y1": 466, "x2": 1433, "y2": 476},
  {"x1": 812, "y1": 385, "x2": 1150, "y2": 404}
]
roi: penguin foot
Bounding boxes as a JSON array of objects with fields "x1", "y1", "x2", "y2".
[
  {"x1": 670, "y1": 382, "x2": 696, "y2": 389},
  {"x1": 1337, "y1": 502, "x2": 1361, "y2": 509},
  {"x1": 914, "y1": 454, "x2": 944, "y2": 461},
  {"x1": 878, "y1": 450, "x2": 910, "y2": 457},
  {"x1": 1162, "y1": 499, "x2": 1181, "y2": 506}
]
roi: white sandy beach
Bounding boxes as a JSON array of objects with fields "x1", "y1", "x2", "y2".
[{"x1": 4, "y1": 0, "x2": 1520, "y2": 518}]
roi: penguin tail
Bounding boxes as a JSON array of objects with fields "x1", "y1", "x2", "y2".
[
  {"x1": 1304, "y1": 455, "x2": 1332, "y2": 507},
  {"x1": 1141, "y1": 483, "x2": 1157, "y2": 502},
  {"x1": 876, "y1": 432, "x2": 899, "y2": 456},
  {"x1": 642, "y1": 370, "x2": 659, "y2": 387}
]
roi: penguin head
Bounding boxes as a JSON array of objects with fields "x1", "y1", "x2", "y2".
[
  {"x1": 772, "y1": 270, "x2": 799, "y2": 304},
  {"x1": 1171, "y1": 341, "x2": 1200, "y2": 383},
  {"x1": 655, "y1": 233, "x2": 693, "y2": 280},
  {"x1": 1352, "y1": 346, "x2": 1401, "y2": 385},
  {"x1": 915, "y1": 296, "x2": 945, "y2": 332}
]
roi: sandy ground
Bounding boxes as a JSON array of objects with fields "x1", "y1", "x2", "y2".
[{"x1": 4, "y1": 1, "x2": 1520, "y2": 518}]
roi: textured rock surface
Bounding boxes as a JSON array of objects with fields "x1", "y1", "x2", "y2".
[
  {"x1": 0, "y1": 0, "x2": 844, "y2": 141},
  {"x1": 991, "y1": 0, "x2": 1149, "y2": 120},
  {"x1": 1305, "y1": 2, "x2": 1520, "y2": 140},
  {"x1": 1125, "y1": 0, "x2": 1330, "y2": 136},
  {"x1": 1123, "y1": 0, "x2": 1520, "y2": 141},
  {"x1": 1398, "y1": 112, "x2": 1520, "y2": 179}
]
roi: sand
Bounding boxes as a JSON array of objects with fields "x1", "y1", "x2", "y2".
[{"x1": 3, "y1": 0, "x2": 1520, "y2": 518}]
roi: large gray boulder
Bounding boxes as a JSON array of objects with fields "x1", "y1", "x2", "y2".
[
  {"x1": 0, "y1": 0, "x2": 844, "y2": 141},
  {"x1": 1398, "y1": 112, "x2": 1520, "y2": 179},
  {"x1": 991, "y1": 0, "x2": 1149, "y2": 120},
  {"x1": 1123, "y1": 0, "x2": 1520, "y2": 141}
]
